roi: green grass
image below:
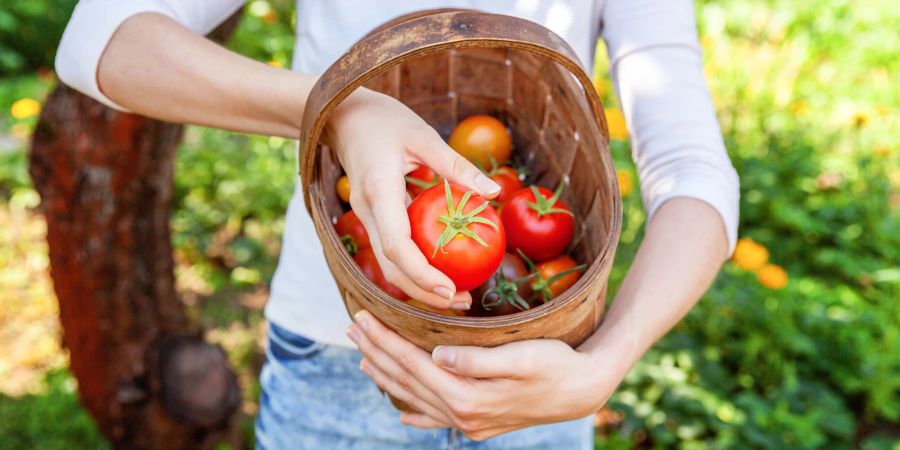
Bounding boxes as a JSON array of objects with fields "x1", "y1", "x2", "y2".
[{"x1": 0, "y1": 0, "x2": 898, "y2": 448}]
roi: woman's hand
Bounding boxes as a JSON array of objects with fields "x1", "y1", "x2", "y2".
[
  {"x1": 327, "y1": 88, "x2": 501, "y2": 310},
  {"x1": 346, "y1": 310, "x2": 612, "y2": 441}
]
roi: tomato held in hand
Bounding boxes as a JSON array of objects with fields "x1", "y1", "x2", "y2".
[
  {"x1": 470, "y1": 252, "x2": 536, "y2": 317},
  {"x1": 405, "y1": 165, "x2": 439, "y2": 198},
  {"x1": 354, "y1": 248, "x2": 409, "y2": 301},
  {"x1": 448, "y1": 115, "x2": 512, "y2": 168},
  {"x1": 487, "y1": 165, "x2": 523, "y2": 204},
  {"x1": 408, "y1": 180, "x2": 505, "y2": 292},
  {"x1": 529, "y1": 254, "x2": 585, "y2": 302},
  {"x1": 334, "y1": 210, "x2": 370, "y2": 255},
  {"x1": 336, "y1": 175, "x2": 351, "y2": 203},
  {"x1": 502, "y1": 184, "x2": 575, "y2": 261}
]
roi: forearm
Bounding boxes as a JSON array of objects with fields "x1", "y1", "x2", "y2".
[
  {"x1": 579, "y1": 198, "x2": 728, "y2": 380},
  {"x1": 98, "y1": 12, "x2": 313, "y2": 138}
]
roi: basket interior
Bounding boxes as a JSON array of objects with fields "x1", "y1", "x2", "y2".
[{"x1": 315, "y1": 46, "x2": 616, "y2": 312}]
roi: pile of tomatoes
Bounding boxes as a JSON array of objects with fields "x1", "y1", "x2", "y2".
[{"x1": 333, "y1": 115, "x2": 586, "y2": 317}]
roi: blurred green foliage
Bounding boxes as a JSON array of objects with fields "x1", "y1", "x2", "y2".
[
  {"x1": 0, "y1": 0, "x2": 897, "y2": 448},
  {"x1": 0, "y1": 370, "x2": 109, "y2": 449},
  {"x1": 0, "y1": 1, "x2": 75, "y2": 76}
]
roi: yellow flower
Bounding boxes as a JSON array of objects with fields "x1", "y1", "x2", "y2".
[
  {"x1": 592, "y1": 76, "x2": 607, "y2": 99},
  {"x1": 267, "y1": 60, "x2": 283, "y2": 68},
  {"x1": 732, "y1": 237, "x2": 769, "y2": 271},
  {"x1": 852, "y1": 111, "x2": 870, "y2": 128},
  {"x1": 617, "y1": 169, "x2": 633, "y2": 197},
  {"x1": 874, "y1": 146, "x2": 891, "y2": 157},
  {"x1": 789, "y1": 100, "x2": 809, "y2": 116},
  {"x1": 757, "y1": 264, "x2": 788, "y2": 289},
  {"x1": 11, "y1": 98, "x2": 41, "y2": 119},
  {"x1": 604, "y1": 107, "x2": 628, "y2": 141}
]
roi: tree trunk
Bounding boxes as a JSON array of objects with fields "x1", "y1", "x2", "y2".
[{"x1": 28, "y1": 12, "x2": 244, "y2": 450}]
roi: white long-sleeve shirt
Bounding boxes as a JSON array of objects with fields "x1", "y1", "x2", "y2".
[{"x1": 57, "y1": 0, "x2": 739, "y2": 348}]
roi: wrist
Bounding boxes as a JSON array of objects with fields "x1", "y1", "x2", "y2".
[{"x1": 324, "y1": 87, "x2": 381, "y2": 148}]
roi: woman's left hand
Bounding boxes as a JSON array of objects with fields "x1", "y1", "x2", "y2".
[{"x1": 346, "y1": 310, "x2": 614, "y2": 441}]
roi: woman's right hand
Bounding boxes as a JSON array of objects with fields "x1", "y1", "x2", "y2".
[{"x1": 325, "y1": 88, "x2": 501, "y2": 310}]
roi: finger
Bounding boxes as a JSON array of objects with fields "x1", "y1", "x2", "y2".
[
  {"x1": 363, "y1": 177, "x2": 472, "y2": 309},
  {"x1": 431, "y1": 340, "x2": 547, "y2": 379},
  {"x1": 348, "y1": 322, "x2": 449, "y2": 415},
  {"x1": 359, "y1": 358, "x2": 453, "y2": 427},
  {"x1": 412, "y1": 133, "x2": 500, "y2": 199},
  {"x1": 400, "y1": 412, "x2": 449, "y2": 429},
  {"x1": 353, "y1": 311, "x2": 466, "y2": 397}
]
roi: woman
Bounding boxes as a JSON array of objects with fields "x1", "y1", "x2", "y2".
[{"x1": 57, "y1": 1, "x2": 739, "y2": 448}]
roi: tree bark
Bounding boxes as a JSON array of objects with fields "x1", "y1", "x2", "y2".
[{"x1": 28, "y1": 12, "x2": 244, "y2": 450}]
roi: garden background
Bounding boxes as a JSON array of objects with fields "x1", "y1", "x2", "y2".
[{"x1": 0, "y1": 0, "x2": 897, "y2": 448}]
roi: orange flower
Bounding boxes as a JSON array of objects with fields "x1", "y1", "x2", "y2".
[
  {"x1": 732, "y1": 237, "x2": 769, "y2": 271},
  {"x1": 757, "y1": 264, "x2": 788, "y2": 289},
  {"x1": 617, "y1": 169, "x2": 633, "y2": 197},
  {"x1": 11, "y1": 98, "x2": 40, "y2": 119},
  {"x1": 604, "y1": 108, "x2": 628, "y2": 141}
]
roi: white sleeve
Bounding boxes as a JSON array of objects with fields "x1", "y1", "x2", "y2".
[
  {"x1": 55, "y1": 0, "x2": 245, "y2": 111},
  {"x1": 602, "y1": 0, "x2": 740, "y2": 254}
]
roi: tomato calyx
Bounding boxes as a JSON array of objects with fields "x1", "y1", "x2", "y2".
[
  {"x1": 405, "y1": 174, "x2": 439, "y2": 191},
  {"x1": 340, "y1": 235, "x2": 359, "y2": 256},
  {"x1": 433, "y1": 179, "x2": 499, "y2": 257},
  {"x1": 526, "y1": 184, "x2": 574, "y2": 218},
  {"x1": 480, "y1": 271, "x2": 536, "y2": 312},
  {"x1": 518, "y1": 250, "x2": 586, "y2": 302}
]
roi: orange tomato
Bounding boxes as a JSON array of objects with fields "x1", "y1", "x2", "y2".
[
  {"x1": 532, "y1": 255, "x2": 584, "y2": 301},
  {"x1": 448, "y1": 115, "x2": 512, "y2": 168},
  {"x1": 336, "y1": 175, "x2": 351, "y2": 203}
]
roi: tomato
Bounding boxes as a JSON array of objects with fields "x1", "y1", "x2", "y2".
[
  {"x1": 334, "y1": 210, "x2": 370, "y2": 255},
  {"x1": 406, "y1": 299, "x2": 465, "y2": 316},
  {"x1": 530, "y1": 254, "x2": 585, "y2": 302},
  {"x1": 487, "y1": 165, "x2": 523, "y2": 204},
  {"x1": 470, "y1": 252, "x2": 536, "y2": 316},
  {"x1": 405, "y1": 165, "x2": 439, "y2": 198},
  {"x1": 502, "y1": 185, "x2": 575, "y2": 261},
  {"x1": 408, "y1": 180, "x2": 505, "y2": 292},
  {"x1": 354, "y1": 248, "x2": 409, "y2": 300},
  {"x1": 336, "y1": 175, "x2": 351, "y2": 203},
  {"x1": 448, "y1": 115, "x2": 512, "y2": 168}
]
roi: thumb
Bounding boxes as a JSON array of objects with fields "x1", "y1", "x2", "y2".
[
  {"x1": 414, "y1": 134, "x2": 500, "y2": 199},
  {"x1": 432, "y1": 342, "x2": 535, "y2": 379}
]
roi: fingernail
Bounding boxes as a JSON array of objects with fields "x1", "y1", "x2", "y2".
[
  {"x1": 359, "y1": 359, "x2": 371, "y2": 375},
  {"x1": 450, "y1": 301, "x2": 470, "y2": 311},
  {"x1": 353, "y1": 311, "x2": 370, "y2": 331},
  {"x1": 433, "y1": 286, "x2": 455, "y2": 300},
  {"x1": 475, "y1": 173, "x2": 501, "y2": 195},
  {"x1": 432, "y1": 346, "x2": 456, "y2": 368},
  {"x1": 346, "y1": 325, "x2": 360, "y2": 343}
]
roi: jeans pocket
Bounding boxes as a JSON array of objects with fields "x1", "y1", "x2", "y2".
[{"x1": 267, "y1": 321, "x2": 322, "y2": 361}]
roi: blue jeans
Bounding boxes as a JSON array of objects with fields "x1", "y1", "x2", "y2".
[{"x1": 256, "y1": 322, "x2": 594, "y2": 450}]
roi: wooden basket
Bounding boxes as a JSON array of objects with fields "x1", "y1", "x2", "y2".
[{"x1": 299, "y1": 10, "x2": 621, "y2": 353}]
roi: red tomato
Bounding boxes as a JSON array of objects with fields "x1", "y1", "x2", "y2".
[
  {"x1": 354, "y1": 248, "x2": 409, "y2": 300},
  {"x1": 502, "y1": 185, "x2": 575, "y2": 261},
  {"x1": 448, "y1": 115, "x2": 512, "y2": 168},
  {"x1": 406, "y1": 165, "x2": 439, "y2": 198},
  {"x1": 530, "y1": 255, "x2": 585, "y2": 302},
  {"x1": 408, "y1": 180, "x2": 505, "y2": 292},
  {"x1": 334, "y1": 210, "x2": 370, "y2": 255},
  {"x1": 487, "y1": 166, "x2": 523, "y2": 204},
  {"x1": 470, "y1": 252, "x2": 536, "y2": 316}
]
